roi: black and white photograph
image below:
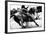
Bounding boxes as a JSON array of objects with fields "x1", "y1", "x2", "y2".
[{"x1": 5, "y1": 1, "x2": 45, "y2": 33}]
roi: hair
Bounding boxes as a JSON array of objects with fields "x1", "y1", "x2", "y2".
[{"x1": 21, "y1": 5, "x2": 25, "y2": 8}]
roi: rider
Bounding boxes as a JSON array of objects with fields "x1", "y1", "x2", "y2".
[{"x1": 20, "y1": 5, "x2": 29, "y2": 28}]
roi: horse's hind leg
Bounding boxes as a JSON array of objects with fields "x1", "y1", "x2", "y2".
[{"x1": 14, "y1": 16, "x2": 21, "y2": 26}]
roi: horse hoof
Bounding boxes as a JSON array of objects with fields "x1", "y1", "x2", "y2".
[{"x1": 22, "y1": 26, "x2": 26, "y2": 28}]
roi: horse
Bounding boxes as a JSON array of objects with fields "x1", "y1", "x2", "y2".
[
  {"x1": 10, "y1": 9, "x2": 22, "y2": 26},
  {"x1": 10, "y1": 8, "x2": 39, "y2": 28}
]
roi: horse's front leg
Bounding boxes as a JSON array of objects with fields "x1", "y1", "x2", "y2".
[
  {"x1": 21, "y1": 18, "x2": 27, "y2": 28},
  {"x1": 19, "y1": 17, "x2": 24, "y2": 27}
]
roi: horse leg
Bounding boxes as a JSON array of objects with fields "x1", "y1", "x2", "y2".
[
  {"x1": 14, "y1": 16, "x2": 21, "y2": 26},
  {"x1": 29, "y1": 16, "x2": 39, "y2": 27},
  {"x1": 21, "y1": 19, "x2": 27, "y2": 28},
  {"x1": 33, "y1": 20, "x2": 39, "y2": 27}
]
